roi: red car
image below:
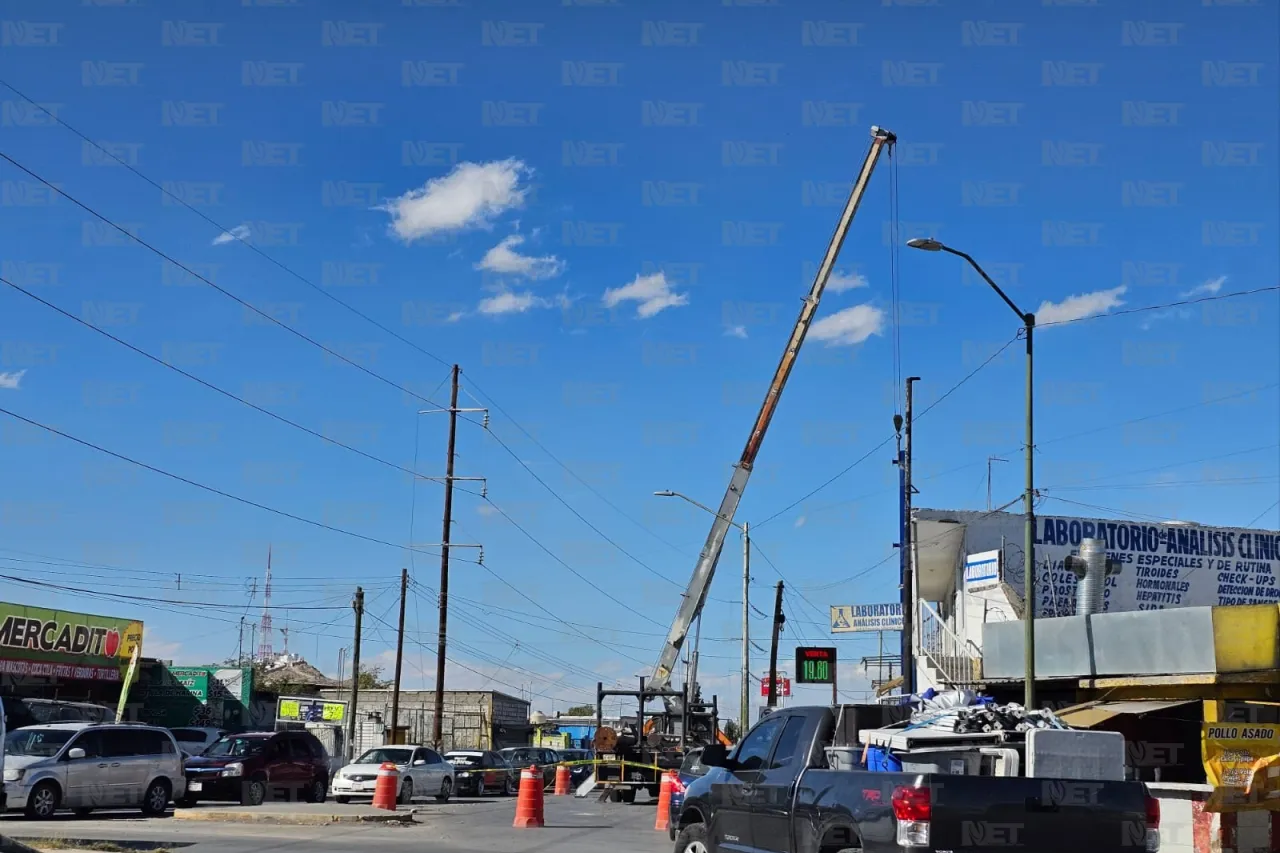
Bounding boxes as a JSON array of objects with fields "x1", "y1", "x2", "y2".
[{"x1": 181, "y1": 731, "x2": 330, "y2": 806}]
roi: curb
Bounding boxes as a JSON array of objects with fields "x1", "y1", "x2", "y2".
[
  {"x1": 0, "y1": 837, "x2": 41, "y2": 853},
  {"x1": 172, "y1": 808, "x2": 418, "y2": 826}
]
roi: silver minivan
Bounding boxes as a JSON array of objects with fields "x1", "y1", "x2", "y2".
[{"x1": 4, "y1": 723, "x2": 186, "y2": 818}]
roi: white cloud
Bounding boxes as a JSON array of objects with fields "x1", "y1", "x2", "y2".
[
  {"x1": 476, "y1": 235, "x2": 564, "y2": 280},
  {"x1": 809, "y1": 304, "x2": 886, "y2": 346},
  {"x1": 1036, "y1": 286, "x2": 1126, "y2": 325},
  {"x1": 211, "y1": 224, "x2": 250, "y2": 246},
  {"x1": 0, "y1": 370, "x2": 26, "y2": 390},
  {"x1": 380, "y1": 159, "x2": 529, "y2": 243},
  {"x1": 724, "y1": 325, "x2": 748, "y2": 339},
  {"x1": 602, "y1": 271, "x2": 689, "y2": 319},
  {"x1": 828, "y1": 271, "x2": 869, "y2": 293},
  {"x1": 446, "y1": 310, "x2": 466, "y2": 323},
  {"x1": 1180, "y1": 275, "x2": 1226, "y2": 299},
  {"x1": 478, "y1": 290, "x2": 540, "y2": 316},
  {"x1": 793, "y1": 515, "x2": 807, "y2": 529},
  {"x1": 142, "y1": 626, "x2": 182, "y2": 662}
]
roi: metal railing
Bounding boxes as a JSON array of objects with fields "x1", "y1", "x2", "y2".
[{"x1": 917, "y1": 600, "x2": 982, "y2": 687}]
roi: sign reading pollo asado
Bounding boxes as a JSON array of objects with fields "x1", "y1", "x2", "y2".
[{"x1": 0, "y1": 602, "x2": 143, "y2": 682}]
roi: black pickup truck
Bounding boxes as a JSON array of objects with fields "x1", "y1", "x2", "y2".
[{"x1": 672, "y1": 705, "x2": 1160, "y2": 853}]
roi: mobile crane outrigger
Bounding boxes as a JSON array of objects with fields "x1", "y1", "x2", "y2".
[{"x1": 587, "y1": 127, "x2": 897, "y2": 801}]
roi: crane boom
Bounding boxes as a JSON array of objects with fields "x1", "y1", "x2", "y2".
[{"x1": 650, "y1": 126, "x2": 897, "y2": 700}]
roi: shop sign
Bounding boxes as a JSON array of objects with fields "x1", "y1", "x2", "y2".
[
  {"x1": 1203, "y1": 723, "x2": 1280, "y2": 812},
  {"x1": 277, "y1": 696, "x2": 346, "y2": 724},
  {"x1": 0, "y1": 602, "x2": 142, "y2": 681}
]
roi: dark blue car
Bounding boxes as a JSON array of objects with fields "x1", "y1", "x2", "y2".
[{"x1": 668, "y1": 747, "x2": 710, "y2": 841}]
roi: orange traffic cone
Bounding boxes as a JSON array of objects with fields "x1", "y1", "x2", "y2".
[
  {"x1": 513, "y1": 766, "x2": 545, "y2": 828},
  {"x1": 654, "y1": 770, "x2": 675, "y2": 832},
  {"x1": 371, "y1": 762, "x2": 400, "y2": 811},
  {"x1": 554, "y1": 763, "x2": 571, "y2": 796}
]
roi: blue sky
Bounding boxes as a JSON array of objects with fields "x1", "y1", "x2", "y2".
[{"x1": 0, "y1": 0, "x2": 1277, "y2": 717}]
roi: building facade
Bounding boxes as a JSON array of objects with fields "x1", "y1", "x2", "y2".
[{"x1": 317, "y1": 688, "x2": 531, "y2": 753}]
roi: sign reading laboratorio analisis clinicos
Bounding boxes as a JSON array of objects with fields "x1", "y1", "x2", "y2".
[{"x1": 830, "y1": 603, "x2": 903, "y2": 633}]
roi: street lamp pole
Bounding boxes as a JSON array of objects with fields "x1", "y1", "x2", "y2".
[
  {"x1": 906, "y1": 238, "x2": 1037, "y2": 711},
  {"x1": 655, "y1": 489, "x2": 751, "y2": 734}
]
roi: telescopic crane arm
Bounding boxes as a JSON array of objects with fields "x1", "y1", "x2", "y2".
[{"x1": 649, "y1": 127, "x2": 897, "y2": 704}]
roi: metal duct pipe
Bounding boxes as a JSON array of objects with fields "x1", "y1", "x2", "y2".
[{"x1": 1064, "y1": 538, "x2": 1122, "y2": 617}]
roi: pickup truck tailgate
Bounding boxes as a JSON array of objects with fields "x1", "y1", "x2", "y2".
[{"x1": 927, "y1": 776, "x2": 1149, "y2": 853}]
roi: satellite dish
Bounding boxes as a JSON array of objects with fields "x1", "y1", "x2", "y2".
[{"x1": 530, "y1": 711, "x2": 547, "y2": 726}]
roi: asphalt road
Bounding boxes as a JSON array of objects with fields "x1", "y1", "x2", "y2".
[{"x1": 2, "y1": 793, "x2": 673, "y2": 853}]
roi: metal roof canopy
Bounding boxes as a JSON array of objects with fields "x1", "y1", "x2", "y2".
[{"x1": 1055, "y1": 699, "x2": 1199, "y2": 729}]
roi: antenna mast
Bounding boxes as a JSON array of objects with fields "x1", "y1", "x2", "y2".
[{"x1": 257, "y1": 545, "x2": 274, "y2": 663}]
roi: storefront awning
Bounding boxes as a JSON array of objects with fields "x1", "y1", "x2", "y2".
[{"x1": 1057, "y1": 699, "x2": 1199, "y2": 729}]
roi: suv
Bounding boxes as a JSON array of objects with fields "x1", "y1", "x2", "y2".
[
  {"x1": 3, "y1": 723, "x2": 185, "y2": 819},
  {"x1": 181, "y1": 731, "x2": 330, "y2": 807}
]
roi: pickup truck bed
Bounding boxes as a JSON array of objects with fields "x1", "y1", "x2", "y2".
[{"x1": 673, "y1": 705, "x2": 1158, "y2": 853}]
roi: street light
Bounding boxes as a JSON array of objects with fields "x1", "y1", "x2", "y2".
[
  {"x1": 906, "y1": 237, "x2": 1038, "y2": 711},
  {"x1": 654, "y1": 490, "x2": 752, "y2": 735}
]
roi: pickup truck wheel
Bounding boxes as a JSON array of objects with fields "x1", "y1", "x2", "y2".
[{"x1": 676, "y1": 822, "x2": 710, "y2": 853}]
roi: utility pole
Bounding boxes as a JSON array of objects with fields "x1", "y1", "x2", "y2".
[
  {"x1": 237, "y1": 617, "x2": 244, "y2": 666},
  {"x1": 741, "y1": 523, "x2": 750, "y2": 732},
  {"x1": 767, "y1": 581, "x2": 785, "y2": 709},
  {"x1": 347, "y1": 587, "x2": 364, "y2": 764},
  {"x1": 433, "y1": 365, "x2": 461, "y2": 750},
  {"x1": 902, "y1": 377, "x2": 920, "y2": 695},
  {"x1": 390, "y1": 568, "x2": 408, "y2": 745}
]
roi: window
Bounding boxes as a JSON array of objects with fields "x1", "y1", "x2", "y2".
[
  {"x1": 421, "y1": 749, "x2": 441, "y2": 765},
  {"x1": 267, "y1": 737, "x2": 290, "y2": 760},
  {"x1": 291, "y1": 736, "x2": 316, "y2": 760},
  {"x1": 767, "y1": 717, "x2": 808, "y2": 771},
  {"x1": 735, "y1": 715, "x2": 786, "y2": 772},
  {"x1": 69, "y1": 730, "x2": 104, "y2": 759},
  {"x1": 104, "y1": 729, "x2": 144, "y2": 758},
  {"x1": 171, "y1": 729, "x2": 208, "y2": 743}
]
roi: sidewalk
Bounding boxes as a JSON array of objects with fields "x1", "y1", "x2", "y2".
[{"x1": 173, "y1": 801, "x2": 419, "y2": 826}]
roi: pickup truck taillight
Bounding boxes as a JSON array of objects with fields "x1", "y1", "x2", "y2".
[
  {"x1": 670, "y1": 777, "x2": 687, "y2": 796},
  {"x1": 891, "y1": 785, "x2": 931, "y2": 848},
  {"x1": 1145, "y1": 794, "x2": 1161, "y2": 852}
]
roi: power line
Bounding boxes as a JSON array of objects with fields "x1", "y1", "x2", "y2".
[
  {"x1": 754, "y1": 334, "x2": 1020, "y2": 529},
  {"x1": 6, "y1": 81, "x2": 688, "y2": 602},
  {"x1": 0, "y1": 149, "x2": 449, "y2": 412},
  {"x1": 1247, "y1": 500, "x2": 1280, "y2": 529},
  {"x1": 1039, "y1": 285, "x2": 1280, "y2": 328},
  {"x1": 0, "y1": 405, "x2": 479, "y2": 565},
  {"x1": 0, "y1": 274, "x2": 450, "y2": 485}
]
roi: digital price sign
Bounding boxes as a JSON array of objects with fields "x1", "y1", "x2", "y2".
[{"x1": 795, "y1": 647, "x2": 837, "y2": 684}]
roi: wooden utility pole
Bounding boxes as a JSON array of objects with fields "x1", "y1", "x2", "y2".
[
  {"x1": 767, "y1": 581, "x2": 785, "y2": 708},
  {"x1": 431, "y1": 365, "x2": 461, "y2": 750},
  {"x1": 390, "y1": 568, "x2": 408, "y2": 744},
  {"x1": 346, "y1": 587, "x2": 364, "y2": 763}
]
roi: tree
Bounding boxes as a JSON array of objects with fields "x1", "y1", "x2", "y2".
[
  {"x1": 723, "y1": 720, "x2": 741, "y2": 743},
  {"x1": 565, "y1": 704, "x2": 596, "y2": 716},
  {"x1": 357, "y1": 665, "x2": 393, "y2": 690}
]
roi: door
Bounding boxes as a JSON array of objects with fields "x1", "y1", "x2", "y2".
[
  {"x1": 407, "y1": 748, "x2": 431, "y2": 792},
  {"x1": 62, "y1": 730, "x2": 109, "y2": 808},
  {"x1": 482, "y1": 752, "x2": 506, "y2": 790},
  {"x1": 103, "y1": 729, "x2": 155, "y2": 808},
  {"x1": 423, "y1": 748, "x2": 448, "y2": 793},
  {"x1": 713, "y1": 713, "x2": 786, "y2": 853},
  {"x1": 540, "y1": 749, "x2": 559, "y2": 786},
  {"x1": 751, "y1": 714, "x2": 813, "y2": 853},
  {"x1": 263, "y1": 736, "x2": 301, "y2": 800}
]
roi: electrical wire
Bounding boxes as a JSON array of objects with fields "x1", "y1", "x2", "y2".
[
  {"x1": 0, "y1": 405, "x2": 480, "y2": 564},
  {"x1": 754, "y1": 334, "x2": 1020, "y2": 529},
  {"x1": 0, "y1": 150, "x2": 450, "y2": 412},
  {"x1": 1039, "y1": 285, "x2": 1280, "y2": 328}
]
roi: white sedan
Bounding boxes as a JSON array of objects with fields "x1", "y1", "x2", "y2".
[{"x1": 332, "y1": 745, "x2": 455, "y2": 804}]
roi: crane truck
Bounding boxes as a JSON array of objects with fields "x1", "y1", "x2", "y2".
[{"x1": 587, "y1": 126, "x2": 897, "y2": 802}]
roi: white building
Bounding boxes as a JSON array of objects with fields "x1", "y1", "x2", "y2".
[{"x1": 910, "y1": 508, "x2": 1280, "y2": 692}]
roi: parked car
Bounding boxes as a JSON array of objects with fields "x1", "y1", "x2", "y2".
[
  {"x1": 673, "y1": 705, "x2": 1160, "y2": 853},
  {"x1": 3, "y1": 722, "x2": 185, "y2": 819},
  {"x1": 2, "y1": 697, "x2": 114, "y2": 730},
  {"x1": 557, "y1": 747, "x2": 595, "y2": 789},
  {"x1": 667, "y1": 746, "x2": 710, "y2": 841},
  {"x1": 181, "y1": 731, "x2": 329, "y2": 807},
  {"x1": 444, "y1": 750, "x2": 517, "y2": 797},
  {"x1": 332, "y1": 745, "x2": 455, "y2": 804},
  {"x1": 499, "y1": 746, "x2": 560, "y2": 788},
  {"x1": 169, "y1": 727, "x2": 228, "y2": 758}
]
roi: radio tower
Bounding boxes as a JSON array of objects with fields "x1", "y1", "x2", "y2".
[{"x1": 257, "y1": 545, "x2": 274, "y2": 663}]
